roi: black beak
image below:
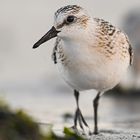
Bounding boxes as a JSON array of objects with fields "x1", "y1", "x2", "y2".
[{"x1": 33, "y1": 26, "x2": 60, "y2": 49}]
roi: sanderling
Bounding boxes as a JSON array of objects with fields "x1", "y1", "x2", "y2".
[{"x1": 33, "y1": 5, "x2": 133, "y2": 134}]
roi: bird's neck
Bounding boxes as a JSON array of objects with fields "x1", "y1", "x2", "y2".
[
  {"x1": 59, "y1": 19, "x2": 97, "y2": 59},
  {"x1": 60, "y1": 36, "x2": 94, "y2": 64}
]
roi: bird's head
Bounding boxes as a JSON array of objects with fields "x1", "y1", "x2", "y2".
[{"x1": 33, "y1": 5, "x2": 93, "y2": 49}]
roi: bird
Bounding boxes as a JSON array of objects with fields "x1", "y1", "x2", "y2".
[{"x1": 33, "y1": 5, "x2": 133, "y2": 135}]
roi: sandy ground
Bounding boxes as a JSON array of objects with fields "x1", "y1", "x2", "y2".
[{"x1": 90, "y1": 130, "x2": 140, "y2": 140}]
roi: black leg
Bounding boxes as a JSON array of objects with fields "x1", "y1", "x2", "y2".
[
  {"x1": 74, "y1": 90, "x2": 79, "y2": 107},
  {"x1": 93, "y1": 92, "x2": 101, "y2": 134},
  {"x1": 73, "y1": 90, "x2": 79, "y2": 128},
  {"x1": 73, "y1": 90, "x2": 90, "y2": 133},
  {"x1": 73, "y1": 90, "x2": 84, "y2": 130}
]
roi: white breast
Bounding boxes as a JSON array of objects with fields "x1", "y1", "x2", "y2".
[{"x1": 56, "y1": 38, "x2": 130, "y2": 92}]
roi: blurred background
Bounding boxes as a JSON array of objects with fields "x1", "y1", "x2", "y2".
[{"x1": 1, "y1": 0, "x2": 140, "y2": 133}]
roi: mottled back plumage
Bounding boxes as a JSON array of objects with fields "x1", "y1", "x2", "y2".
[{"x1": 94, "y1": 18, "x2": 132, "y2": 65}]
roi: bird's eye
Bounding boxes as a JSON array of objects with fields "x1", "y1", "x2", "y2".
[{"x1": 66, "y1": 16, "x2": 75, "y2": 24}]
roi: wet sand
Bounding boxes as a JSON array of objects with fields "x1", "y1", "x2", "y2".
[{"x1": 90, "y1": 130, "x2": 140, "y2": 140}]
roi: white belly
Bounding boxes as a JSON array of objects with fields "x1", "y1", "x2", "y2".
[{"x1": 56, "y1": 41, "x2": 130, "y2": 92}]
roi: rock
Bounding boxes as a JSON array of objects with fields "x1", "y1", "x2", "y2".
[{"x1": 0, "y1": 101, "x2": 43, "y2": 140}]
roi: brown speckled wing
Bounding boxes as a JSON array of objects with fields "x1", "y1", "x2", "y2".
[
  {"x1": 94, "y1": 18, "x2": 119, "y2": 58},
  {"x1": 94, "y1": 18, "x2": 133, "y2": 65},
  {"x1": 94, "y1": 18, "x2": 116, "y2": 36}
]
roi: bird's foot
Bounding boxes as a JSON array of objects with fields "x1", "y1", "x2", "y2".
[
  {"x1": 74, "y1": 108, "x2": 91, "y2": 135},
  {"x1": 93, "y1": 127, "x2": 99, "y2": 135},
  {"x1": 70, "y1": 125, "x2": 80, "y2": 134},
  {"x1": 70, "y1": 125, "x2": 89, "y2": 136}
]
